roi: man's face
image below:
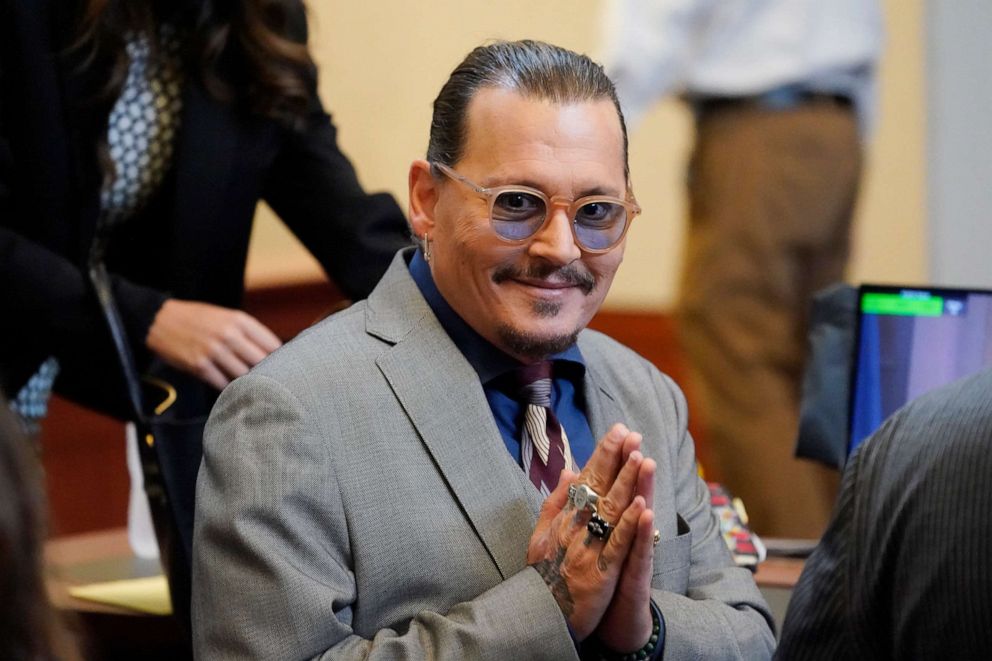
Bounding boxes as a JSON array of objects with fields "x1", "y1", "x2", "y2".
[{"x1": 415, "y1": 87, "x2": 628, "y2": 362}]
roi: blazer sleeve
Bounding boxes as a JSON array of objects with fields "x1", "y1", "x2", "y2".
[
  {"x1": 0, "y1": 225, "x2": 167, "y2": 408},
  {"x1": 648, "y1": 372, "x2": 777, "y2": 659},
  {"x1": 192, "y1": 372, "x2": 578, "y2": 661},
  {"x1": 262, "y1": 104, "x2": 411, "y2": 301}
]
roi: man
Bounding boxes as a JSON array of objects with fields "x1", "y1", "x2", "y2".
[
  {"x1": 193, "y1": 40, "x2": 774, "y2": 659},
  {"x1": 602, "y1": 0, "x2": 883, "y2": 537},
  {"x1": 776, "y1": 367, "x2": 992, "y2": 659}
]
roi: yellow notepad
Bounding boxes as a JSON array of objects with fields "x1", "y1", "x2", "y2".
[{"x1": 68, "y1": 575, "x2": 172, "y2": 615}]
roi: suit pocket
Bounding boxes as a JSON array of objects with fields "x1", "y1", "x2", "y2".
[{"x1": 652, "y1": 514, "x2": 692, "y2": 594}]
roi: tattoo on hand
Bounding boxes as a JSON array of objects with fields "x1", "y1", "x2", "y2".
[{"x1": 532, "y1": 546, "x2": 574, "y2": 617}]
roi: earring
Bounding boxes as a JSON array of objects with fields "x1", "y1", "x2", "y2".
[{"x1": 422, "y1": 233, "x2": 433, "y2": 263}]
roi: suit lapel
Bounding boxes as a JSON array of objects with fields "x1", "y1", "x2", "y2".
[
  {"x1": 579, "y1": 336, "x2": 626, "y2": 446},
  {"x1": 370, "y1": 255, "x2": 541, "y2": 580}
]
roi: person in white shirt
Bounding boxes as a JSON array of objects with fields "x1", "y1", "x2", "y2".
[{"x1": 601, "y1": 0, "x2": 883, "y2": 538}]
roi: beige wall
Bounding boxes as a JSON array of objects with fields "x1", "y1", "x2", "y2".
[{"x1": 246, "y1": 0, "x2": 927, "y2": 312}]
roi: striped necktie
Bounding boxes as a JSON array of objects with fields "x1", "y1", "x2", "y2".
[{"x1": 516, "y1": 361, "x2": 577, "y2": 496}]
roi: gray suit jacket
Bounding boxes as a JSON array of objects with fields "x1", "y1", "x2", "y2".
[
  {"x1": 777, "y1": 367, "x2": 992, "y2": 660},
  {"x1": 192, "y1": 250, "x2": 775, "y2": 660}
]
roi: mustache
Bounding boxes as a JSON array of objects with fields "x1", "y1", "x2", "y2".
[{"x1": 491, "y1": 262, "x2": 596, "y2": 295}]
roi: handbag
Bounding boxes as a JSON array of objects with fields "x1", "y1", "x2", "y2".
[{"x1": 88, "y1": 257, "x2": 206, "y2": 635}]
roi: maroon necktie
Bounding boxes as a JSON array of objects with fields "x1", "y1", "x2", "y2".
[{"x1": 516, "y1": 361, "x2": 576, "y2": 496}]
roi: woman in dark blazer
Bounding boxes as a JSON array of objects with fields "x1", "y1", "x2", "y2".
[{"x1": 0, "y1": 0, "x2": 411, "y2": 419}]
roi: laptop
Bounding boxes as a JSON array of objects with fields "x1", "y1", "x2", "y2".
[{"x1": 848, "y1": 284, "x2": 992, "y2": 455}]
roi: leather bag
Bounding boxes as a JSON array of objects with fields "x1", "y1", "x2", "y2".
[{"x1": 88, "y1": 257, "x2": 204, "y2": 634}]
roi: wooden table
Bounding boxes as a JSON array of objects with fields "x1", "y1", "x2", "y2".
[
  {"x1": 754, "y1": 555, "x2": 805, "y2": 588},
  {"x1": 45, "y1": 528, "x2": 189, "y2": 660}
]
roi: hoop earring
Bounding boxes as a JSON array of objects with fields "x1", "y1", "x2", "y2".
[{"x1": 422, "y1": 233, "x2": 433, "y2": 263}]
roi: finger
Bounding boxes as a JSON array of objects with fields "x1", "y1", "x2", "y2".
[
  {"x1": 210, "y1": 341, "x2": 252, "y2": 381},
  {"x1": 554, "y1": 469, "x2": 597, "y2": 539},
  {"x1": 237, "y1": 313, "x2": 283, "y2": 354},
  {"x1": 624, "y1": 508, "x2": 656, "y2": 586},
  {"x1": 597, "y1": 450, "x2": 643, "y2": 523},
  {"x1": 534, "y1": 469, "x2": 577, "y2": 537},
  {"x1": 620, "y1": 431, "x2": 643, "y2": 464},
  {"x1": 608, "y1": 513, "x2": 657, "y2": 609},
  {"x1": 598, "y1": 508, "x2": 656, "y2": 647},
  {"x1": 223, "y1": 330, "x2": 271, "y2": 368},
  {"x1": 527, "y1": 471, "x2": 580, "y2": 565},
  {"x1": 546, "y1": 469, "x2": 577, "y2": 513},
  {"x1": 597, "y1": 495, "x2": 646, "y2": 571},
  {"x1": 635, "y1": 457, "x2": 656, "y2": 506},
  {"x1": 579, "y1": 423, "x2": 629, "y2": 496},
  {"x1": 193, "y1": 356, "x2": 230, "y2": 391}
]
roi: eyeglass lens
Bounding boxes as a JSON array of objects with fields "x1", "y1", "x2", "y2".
[{"x1": 491, "y1": 191, "x2": 627, "y2": 250}]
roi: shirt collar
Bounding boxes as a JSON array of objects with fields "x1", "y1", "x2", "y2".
[{"x1": 408, "y1": 249, "x2": 585, "y2": 386}]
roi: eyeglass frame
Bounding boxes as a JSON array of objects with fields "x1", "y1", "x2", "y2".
[{"x1": 431, "y1": 161, "x2": 641, "y2": 254}]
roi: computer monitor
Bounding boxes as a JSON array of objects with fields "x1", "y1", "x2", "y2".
[{"x1": 848, "y1": 284, "x2": 992, "y2": 455}]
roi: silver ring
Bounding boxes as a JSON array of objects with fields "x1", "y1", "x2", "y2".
[
  {"x1": 587, "y1": 512, "x2": 613, "y2": 541},
  {"x1": 652, "y1": 529, "x2": 661, "y2": 547},
  {"x1": 568, "y1": 483, "x2": 600, "y2": 513}
]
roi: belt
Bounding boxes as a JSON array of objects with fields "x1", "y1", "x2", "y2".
[{"x1": 692, "y1": 88, "x2": 853, "y2": 114}]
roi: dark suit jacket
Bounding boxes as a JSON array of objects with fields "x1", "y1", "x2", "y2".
[
  {"x1": 777, "y1": 368, "x2": 992, "y2": 660},
  {"x1": 0, "y1": 0, "x2": 411, "y2": 417}
]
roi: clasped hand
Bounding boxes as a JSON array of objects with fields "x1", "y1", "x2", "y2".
[{"x1": 527, "y1": 423, "x2": 657, "y2": 653}]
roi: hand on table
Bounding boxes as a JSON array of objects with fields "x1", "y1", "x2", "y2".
[{"x1": 146, "y1": 299, "x2": 282, "y2": 390}]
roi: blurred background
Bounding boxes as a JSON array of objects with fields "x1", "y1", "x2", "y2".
[
  {"x1": 249, "y1": 0, "x2": 990, "y2": 303},
  {"x1": 44, "y1": 0, "x2": 992, "y2": 536}
]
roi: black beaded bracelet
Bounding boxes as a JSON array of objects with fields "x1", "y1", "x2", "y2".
[{"x1": 595, "y1": 606, "x2": 662, "y2": 661}]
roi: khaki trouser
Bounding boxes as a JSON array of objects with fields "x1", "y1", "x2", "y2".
[{"x1": 678, "y1": 99, "x2": 861, "y2": 537}]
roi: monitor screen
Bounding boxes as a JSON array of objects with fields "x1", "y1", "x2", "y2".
[{"x1": 849, "y1": 285, "x2": 992, "y2": 454}]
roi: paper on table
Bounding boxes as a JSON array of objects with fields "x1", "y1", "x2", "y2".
[{"x1": 68, "y1": 575, "x2": 172, "y2": 615}]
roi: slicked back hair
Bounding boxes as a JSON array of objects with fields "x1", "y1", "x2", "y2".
[{"x1": 427, "y1": 40, "x2": 629, "y2": 180}]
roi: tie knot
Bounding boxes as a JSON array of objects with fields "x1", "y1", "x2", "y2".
[{"x1": 515, "y1": 361, "x2": 553, "y2": 407}]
